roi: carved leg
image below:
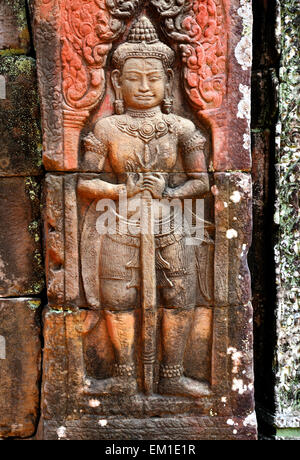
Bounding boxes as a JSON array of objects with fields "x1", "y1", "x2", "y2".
[
  {"x1": 158, "y1": 308, "x2": 211, "y2": 398},
  {"x1": 84, "y1": 309, "x2": 138, "y2": 396},
  {"x1": 105, "y1": 310, "x2": 135, "y2": 364}
]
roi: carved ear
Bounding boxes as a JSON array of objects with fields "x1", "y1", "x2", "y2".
[
  {"x1": 111, "y1": 69, "x2": 125, "y2": 114},
  {"x1": 165, "y1": 68, "x2": 174, "y2": 98},
  {"x1": 111, "y1": 69, "x2": 122, "y2": 98}
]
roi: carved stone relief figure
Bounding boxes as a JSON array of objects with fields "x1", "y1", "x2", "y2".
[
  {"x1": 34, "y1": 0, "x2": 256, "y2": 440},
  {"x1": 78, "y1": 16, "x2": 212, "y2": 399}
]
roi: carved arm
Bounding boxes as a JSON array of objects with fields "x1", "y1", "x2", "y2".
[
  {"x1": 163, "y1": 173, "x2": 210, "y2": 199},
  {"x1": 162, "y1": 125, "x2": 210, "y2": 199},
  {"x1": 83, "y1": 133, "x2": 108, "y2": 171},
  {"x1": 78, "y1": 178, "x2": 126, "y2": 201}
]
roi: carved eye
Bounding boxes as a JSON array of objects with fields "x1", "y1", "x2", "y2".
[
  {"x1": 125, "y1": 74, "x2": 139, "y2": 81},
  {"x1": 149, "y1": 75, "x2": 161, "y2": 81}
]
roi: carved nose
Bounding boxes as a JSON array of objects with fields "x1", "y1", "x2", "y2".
[{"x1": 139, "y1": 77, "x2": 150, "y2": 92}]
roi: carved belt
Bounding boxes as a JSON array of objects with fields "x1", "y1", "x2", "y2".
[{"x1": 105, "y1": 230, "x2": 184, "y2": 249}]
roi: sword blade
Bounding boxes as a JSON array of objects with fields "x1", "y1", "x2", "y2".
[{"x1": 140, "y1": 190, "x2": 156, "y2": 394}]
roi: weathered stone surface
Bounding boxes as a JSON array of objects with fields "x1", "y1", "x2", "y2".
[
  {"x1": 213, "y1": 172, "x2": 252, "y2": 306},
  {"x1": 0, "y1": 177, "x2": 44, "y2": 296},
  {"x1": 215, "y1": 0, "x2": 252, "y2": 171},
  {"x1": 37, "y1": 1, "x2": 256, "y2": 441},
  {"x1": 39, "y1": 306, "x2": 256, "y2": 440},
  {"x1": 39, "y1": 415, "x2": 257, "y2": 440},
  {"x1": 0, "y1": 298, "x2": 41, "y2": 438},
  {"x1": 0, "y1": 56, "x2": 42, "y2": 176},
  {"x1": 228, "y1": 303, "x2": 255, "y2": 416},
  {"x1": 0, "y1": 0, "x2": 30, "y2": 54}
]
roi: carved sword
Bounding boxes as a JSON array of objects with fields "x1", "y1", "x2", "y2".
[{"x1": 140, "y1": 189, "x2": 157, "y2": 395}]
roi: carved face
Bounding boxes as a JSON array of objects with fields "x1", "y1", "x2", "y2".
[{"x1": 112, "y1": 58, "x2": 169, "y2": 110}]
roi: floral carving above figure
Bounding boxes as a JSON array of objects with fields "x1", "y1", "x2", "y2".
[
  {"x1": 180, "y1": 0, "x2": 228, "y2": 111},
  {"x1": 61, "y1": 0, "x2": 228, "y2": 113},
  {"x1": 61, "y1": 0, "x2": 132, "y2": 111},
  {"x1": 151, "y1": 0, "x2": 229, "y2": 111}
]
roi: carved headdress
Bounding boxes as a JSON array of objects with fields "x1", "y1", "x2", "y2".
[{"x1": 112, "y1": 16, "x2": 175, "y2": 70}]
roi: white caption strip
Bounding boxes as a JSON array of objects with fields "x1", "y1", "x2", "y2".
[
  {"x1": 0, "y1": 75, "x2": 6, "y2": 99},
  {"x1": 0, "y1": 336, "x2": 6, "y2": 359}
]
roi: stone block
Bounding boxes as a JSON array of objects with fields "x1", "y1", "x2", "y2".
[
  {"x1": 0, "y1": 56, "x2": 42, "y2": 176},
  {"x1": 0, "y1": 177, "x2": 44, "y2": 297},
  {"x1": 213, "y1": 172, "x2": 252, "y2": 306},
  {"x1": 35, "y1": 0, "x2": 256, "y2": 441},
  {"x1": 0, "y1": 298, "x2": 41, "y2": 438},
  {"x1": 0, "y1": 0, "x2": 30, "y2": 54},
  {"x1": 38, "y1": 305, "x2": 256, "y2": 440}
]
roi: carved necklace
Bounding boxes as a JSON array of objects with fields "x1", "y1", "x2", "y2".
[
  {"x1": 126, "y1": 108, "x2": 161, "y2": 118},
  {"x1": 113, "y1": 112, "x2": 176, "y2": 169}
]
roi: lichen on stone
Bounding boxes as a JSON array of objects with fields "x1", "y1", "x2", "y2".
[
  {"x1": 24, "y1": 177, "x2": 45, "y2": 295},
  {"x1": 237, "y1": 84, "x2": 251, "y2": 123},
  {"x1": 235, "y1": 0, "x2": 253, "y2": 70},
  {"x1": 274, "y1": 0, "x2": 300, "y2": 420}
]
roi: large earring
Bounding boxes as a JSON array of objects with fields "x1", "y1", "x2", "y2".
[
  {"x1": 114, "y1": 99, "x2": 125, "y2": 115},
  {"x1": 162, "y1": 70, "x2": 174, "y2": 114},
  {"x1": 112, "y1": 80, "x2": 125, "y2": 115},
  {"x1": 162, "y1": 97, "x2": 173, "y2": 114}
]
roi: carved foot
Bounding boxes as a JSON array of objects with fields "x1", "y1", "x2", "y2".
[
  {"x1": 158, "y1": 376, "x2": 211, "y2": 399},
  {"x1": 83, "y1": 376, "x2": 138, "y2": 397}
]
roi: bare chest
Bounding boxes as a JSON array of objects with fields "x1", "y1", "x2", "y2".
[{"x1": 107, "y1": 117, "x2": 179, "y2": 173}]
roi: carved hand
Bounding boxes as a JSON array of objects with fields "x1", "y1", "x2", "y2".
[
  {"x1": 126, "y1": 174, "x2": 144, "y2": 198},
  {"x1": 163, "y1": 174, "x2": 210, "y2": 199},
  {"x1": 143, "y1": 173, "x2": 166, "y2": 199}
]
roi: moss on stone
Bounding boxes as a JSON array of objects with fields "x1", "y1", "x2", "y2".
[
  {"x1": 26, "y1": 300, "x2": 41, "y2": 311},
  {"x1": 0, "y1": 48, "x2": 27, "y2": 57},
  {"x1": 24, "y1": 177, "x2": 45, "y2": 295},
  {"x1": 276, "y1": 428, "x2": 300, "y2": 439},
  {"x1": 4, "y1": 0, "x2": 28, "y2": 30},
  {"x1": 0, "y1": 56, "x2": 42, "y2": 173}
]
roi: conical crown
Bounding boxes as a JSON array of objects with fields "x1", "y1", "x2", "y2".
[
  {"x1": 112, "y1": 16, "x2": 175, "y2": 70},
  {"x1": 127, "y1": 16, "x2": 159, "y2": 43}
]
